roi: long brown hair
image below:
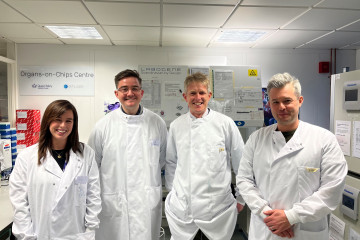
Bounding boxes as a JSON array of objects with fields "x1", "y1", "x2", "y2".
[{"x1": 38, "y1": 100, "x2": 83, "y2": 165}]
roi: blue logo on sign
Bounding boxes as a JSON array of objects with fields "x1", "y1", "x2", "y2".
[
  {"x1": 64, "y1": 84, "x2": 68, "y2": 89},
  {"x1": 234, "y1": 121, "x2": 245, "y2": 126}
]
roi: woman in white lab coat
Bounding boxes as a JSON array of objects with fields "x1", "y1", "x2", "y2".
[{"x1": 9, "y1": 100, "x2": 101, "y2": 240}]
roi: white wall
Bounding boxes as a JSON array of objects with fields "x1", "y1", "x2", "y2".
[
  {"x1": 16, "y1": 44, "x2": 356, "y2": 142},
  {"x1": 356, "y1": 49, "x2": 360, "y2": 70}
]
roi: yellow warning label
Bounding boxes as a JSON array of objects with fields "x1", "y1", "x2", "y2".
[{"x1": 248, "y1": 69, "x2": 258, "y2": 76}]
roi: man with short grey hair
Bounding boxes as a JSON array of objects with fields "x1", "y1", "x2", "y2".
[{"x1": 237, "y1": 72, "x2": 347, "y2": 239}]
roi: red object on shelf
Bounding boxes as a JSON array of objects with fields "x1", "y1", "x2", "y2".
[{"x1": 16, "y1": 109, "x2": 41, "y2": 148}]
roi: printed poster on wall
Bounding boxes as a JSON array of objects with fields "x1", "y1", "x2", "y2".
[
  {"x1": 335, "y1": 120, "x2": 351, "y2": 156},
  {"x1": 139, "y1": 65, "x2": 188, "y2": 126},
  {"x1": 19, "y1": 66, "x2": 95, "y2": 96},
  {"x1": 210, "y1": 66, "x2": 263, "y2": 127}
]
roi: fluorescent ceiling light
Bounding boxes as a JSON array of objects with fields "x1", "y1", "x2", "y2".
[
  {"x1": 45, "y1": 26, "x2": 103, "y2": 39},
  {"x1": 216, "y1": 30, "x2": 266, "y2": 43}
]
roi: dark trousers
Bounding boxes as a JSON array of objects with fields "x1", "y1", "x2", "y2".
[{"x1": 194, "y1": 230, "x2": 209, "y2": 240}]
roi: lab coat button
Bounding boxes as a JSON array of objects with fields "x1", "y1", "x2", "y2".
[
  {"x1": 65, "y1": 186, "x2": 67, "y2": 189},
  {"x1": 290, "y1": 148, "x2": 292, "y2": 150},
  {"x1": 53, "y1": 183, "x2": 55, "y2": 186}
]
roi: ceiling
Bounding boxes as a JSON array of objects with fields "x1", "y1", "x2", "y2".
[{"x1": 0, "y1": 0, "x2": 360, "y2": 50}]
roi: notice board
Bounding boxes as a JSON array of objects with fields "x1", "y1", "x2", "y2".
[{"x1": 139, "y1": 65, "x2": 263, "y2": 127}]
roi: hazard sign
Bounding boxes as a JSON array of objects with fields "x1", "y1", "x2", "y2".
[{"x1": 248, "y1": 69, "x2": 258, "y2": 77}]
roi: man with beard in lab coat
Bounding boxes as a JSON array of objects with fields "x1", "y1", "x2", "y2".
[
  {"x1": 237, "y1": 72, "x2": 348, "y2": 240},
  {"x1": 165, "y1": 72, "x2": 245, "y2": 240},
  {"x1": 88, "y1": 69, "x2": 167, "y2": 240}
]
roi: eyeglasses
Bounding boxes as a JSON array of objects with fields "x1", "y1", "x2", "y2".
[{"x1": 117, "y1": 86, "x2": 142, "y2": 94}]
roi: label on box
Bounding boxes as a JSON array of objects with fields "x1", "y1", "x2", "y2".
[
  {"x1": 0, "y1": 139, "x2": 12, "y2": 170},
  {"x1": 17, "y1": 144, "x2": 26, "y2": 150},
  {"x1": 17, "y1": 111, "x2": 27, "y2": 118},
  {"x1": 17, "y1": 133, "x2": 25, "y2": 140},
  {"x1": 17, "y1": 123, "x2": 27, "y2": 131}
]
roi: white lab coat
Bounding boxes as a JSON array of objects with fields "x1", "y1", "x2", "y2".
[
  {"x1": 165, "y1": 110, "x2": 244, "y2": 239},
  {"x1": 88, "y1": 107, "x2": 167, "y2": 240},
  {"x1": 9, "y1": 143, "x2": 101, "y2": 240},
  {"x1": 237, "y1": 121, "x2": 348, "y2": 240}
]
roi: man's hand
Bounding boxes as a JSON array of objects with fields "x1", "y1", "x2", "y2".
[
  {"x1": 263, "y1": 209, "x2": 293, "y2": 238},
  {"x1": 277, "y1": 227, "x2": 294, "y2": 238},
  {"x1": 237, "y1": 203, "x2": 244, "y2": 213}
]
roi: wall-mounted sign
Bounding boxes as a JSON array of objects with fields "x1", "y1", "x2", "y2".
[{"x1": 19, "y1": 66, "x2": 95, "y2": 96}]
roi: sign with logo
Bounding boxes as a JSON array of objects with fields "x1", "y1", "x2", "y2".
[
  {"x1": 19, "y1": 66, "x2": 95, "y2": 96},
  {"x1": 248, "y1": 69, "x2": 258, "y2": 77},
  {"x1": 234, "y1": 121, "x2": 245, "y2": 127}
]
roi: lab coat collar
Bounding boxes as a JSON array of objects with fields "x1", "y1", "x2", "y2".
[
  {"x1": 272, "y1": 121, "x2": 304, "y2": 160},
  {"x1": 117, "y1": 106, "x2": 145, "y2": 123},
  {"x1": 42, "y1": 149, "x2": 64, "y2": 179},
  {"x1": 189, "y1": 108, "x2": 211, "y2": 121},
  {"x1": 42, "y1": 148, "x2": 84, "y2": 177},
  {"x1": 121, "y1": 104, "x2": 143, "y2": 115}
]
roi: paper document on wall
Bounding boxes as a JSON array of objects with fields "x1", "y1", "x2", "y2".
[
  {"x1": 234, "y1": 87, "x2": 263, "y2": 108},
  {"x1": 142, "y1": 80, "x2": 161, "y2": 109},
  {"x1": 139, "y1": 65, "x2": 188, "y2": 126},
  {"x1": 329, "y1": 213, "x2": 345, "y2": 240},
  {"x1": 232, "y1": 87, "x2": 263, "y2": 124},
  {"x1": 335, "y1": 120, "x2": 351, "y2": 156},
  {"x1": 213, "y1": 70, "x2": 233, "y2": 99},
  {"x1": 164, "y1": 82, "x2": 183, "y2": 98},
  {"x1": 353, "y1": 121, "x2": 360, "y2": 159},
  {"x1": 189, "y1": 67, "x2": 209, "y2": 76}
]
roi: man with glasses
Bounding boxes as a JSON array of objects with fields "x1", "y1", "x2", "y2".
[{"x1": 88, "y1": 69, "x2": 167, "y2": 240}]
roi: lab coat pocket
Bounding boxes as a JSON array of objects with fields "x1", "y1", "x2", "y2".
[
  {"x1": 208, "y1": 144, "x2": 226, "y2": 172},
  {"x1": 148, "y1": 139, "x2": 160, "y2": 166},
  {"x1": 249, "y1": 214, "x2": 268, "y2": 240},
  {"x1": 101, "y1": 192, "x2": 124, "y2": 217},
  {"x1": 168, "y1": 190, "x2": 188, "y2": 220},
  {"x1": 74, "y1": 176, "x2": 88, "y2": 207},
  {"x1": 299, "y1": 219, "x2": 328, "y2": 239},
  {"x1": 297, "y1": 166, "x2": 320, "y2": 201},
  {"x1": 210, "y1": 191, "x2": 235, "y2": 218},
  {"x1": 146, "y1": 185, "x2": 161, "y2": 209},
  {"x1": 299, "y1": 217, "x2": 327, "y2": 232}
]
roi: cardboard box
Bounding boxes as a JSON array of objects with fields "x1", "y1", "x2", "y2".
[{"x1": 16, "y1": 109, "x2": 41, "y2": 147}]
